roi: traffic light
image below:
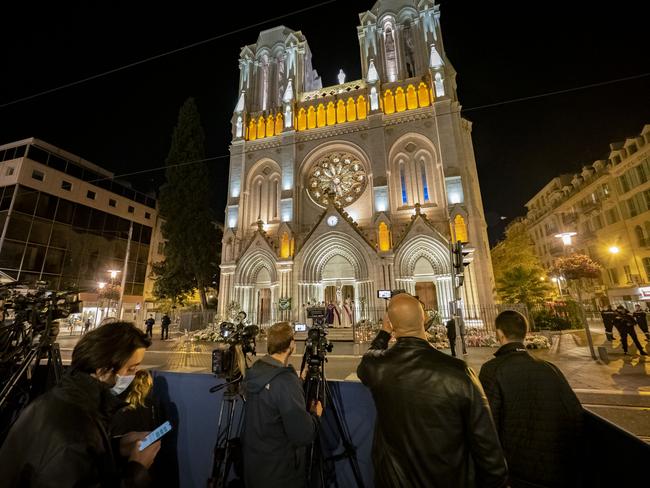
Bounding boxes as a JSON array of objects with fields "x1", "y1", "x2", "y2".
[{"x1": 451, "y1": 241, "x2": 474, "y2": 287}]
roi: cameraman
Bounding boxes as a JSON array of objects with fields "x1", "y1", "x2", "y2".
[
  {"x1": 242, "y1": 322, "x2": 322, "y2": 488},
  {"x1": 0, "y1": 321, "x2": 160, "y2": 487}
]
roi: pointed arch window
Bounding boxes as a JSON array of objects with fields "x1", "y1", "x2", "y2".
[
  {"x1": 453, "y1": 215, "x2": 468, "y2": 243},
  {"x1": 400, "y1": 163, "x2": 408, "y2": 204},
  {"x1": 280, "y1": 232, "x2": 290, "y2": 258},
  {"x1": 378, "y1": 222, "x2": 391, "y2": 251},
  {"x1": 420, "y1": 161, "x2": 430, "y2": 202},
  {"x1": 273, "y1": 180, "x2": 279, "y2": 219},
  {"x1": 257, "y1": 180, "x2": 263, "y2": 221},
  {"x1": 384, "y1": 24, "x2": 398, "y2": 82}
]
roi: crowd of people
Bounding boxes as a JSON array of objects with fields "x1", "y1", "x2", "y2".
[
  {"x1": 0, "y1": 294, "x2": 593, "y2": 487},
  {"x1": 600, "y1": 304, "x2": 649, "y2": 355}
]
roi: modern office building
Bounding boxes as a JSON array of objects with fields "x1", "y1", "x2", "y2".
[
  {"x1": 525, "y1": 124, "x2": 650, "y2": 307},
  {"x1": 0, "y1": 137, "x2": 160, "y2": 322}
]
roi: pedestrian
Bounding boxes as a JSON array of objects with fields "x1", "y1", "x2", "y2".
[
  {"x1": 445, "y1": 318, "x2": 457, "y2": 357},
  {"x1": 0, "y1": 322, "x2": 159, "y2": 486},
  {"x1": 111, "y1": 370, "x2": 171, "y2": 486},
  {"x1": 161, "y1": 314, "x2": 171, "y2": 340},
  {"x1": 601, "y1": 305, "x2": 617, "y2": 341},
  {"x1": 614, "y1": 306, "x2": 648, "y2": 356},
  {"x1": 83, "y1": 318, "x2": 92, "y2": 335},
  {"x1": 633, "y1": 304, "x2": 650, "y2": 342},
  {"x1": 144, "y1": 315, "x2": 155, "y2": 339},
  {"x1": 479, "y1": 310, "x2": 584, "y2": 488},
  {"x1": 242, "y1": 322, "x2": 322, "y2": 488},
  {"x1": 357, "y1": 294, "x2": 508, "y2": 487}
]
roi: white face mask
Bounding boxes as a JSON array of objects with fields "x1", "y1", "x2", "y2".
[{"x1": 110, "y1": 374, "x2": 136, "y2": 395}]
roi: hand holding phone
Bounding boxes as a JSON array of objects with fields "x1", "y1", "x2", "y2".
[{"x1": 138, "y1": 421, "x2": 172, "y2": 451}]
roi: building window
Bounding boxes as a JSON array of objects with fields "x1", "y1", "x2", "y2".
[
  {"x1": 5, "y1": 166, "x2": 15, "y2": 176},
  {"x1": 453, "y1": 215, "x2": 468, "y2": 243},
  {"x1": 608, "y1": 268, "x2": 619, "y2": 285},
  {"x1": 400, "y1": 164, "x2": 407, "y2": 204},
  {"x1": 420, "y1": 162, "x2": 429, "y2": 202},
  {"x1": 109, "y1": 199, "x2": 117, "y2": 207},
  {"x1": 31, "y1": 170, "x2": 45, "y2": 181},
  {"x1": 445, "y1": 176, "x2": 464, "y2": 205},
  {"x1": 144, "y1": 212, "x2": 151, "y2": 219},
  {"x1": 619, "y1": 175, "x2": 630, "y2": 193},
  {"x1": 61, "y1": 180, "x2": 72, "y2": 191},
  {"x1": 280, "y1": 232, "x2": 291, "y2": 258},
  {"x1": 86, "y1": 190, "x2": 96, "y2": 200},
  {"x1": 643, "y1": 258, "x2": 650, "y2": 282},
  {"x1": 378, "y1": 222, "x2": 391, "y2": 251},
  {"x1": 627, "y1": 199, "x2": 638, "y2": 217},
  {"x1": 128, "y1": 206, "x2": 135, "y2": 214},
  {"x1": 606, "y1": 208, "x2": 619, "y2": 225},
  {"x1": 157, "y1": 242, "x2": 165, "y2": 255},
  {"x1": 636, "y1": 165, "x2": 648, "y2": 184},
  {"x1": 635, "y1": 225, "x2": 645, "y2": 247},
  {"x1": 623, "y1": 265, "x2": 632, "y2": 284}
]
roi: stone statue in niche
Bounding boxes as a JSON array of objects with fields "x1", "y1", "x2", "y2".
[{"x1": 337, "y1": 69, "x2": 346, "y2": 84}]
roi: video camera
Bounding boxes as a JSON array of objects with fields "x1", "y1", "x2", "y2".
[
  {"x1": 211, "y1": 316, "x2": 259, "y2": 381},
  {"x1": 301, "y1": 306, "x2": 333, "y2": 391}
]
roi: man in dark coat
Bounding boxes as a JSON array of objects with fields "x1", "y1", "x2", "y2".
[
  {"x1": 614, "y1": 306, "x2": 648, "y2": 355},
  {"x1": 633, "y1": 304, "x2": 650, "y2": 342},
  {"x1": 446, "y1": 318, "x2": 457, "y2": 357},
  {"x1": 144, "y1": 315, "x2": 155, "y2": 339},
  {"x1": 160, "y1": 314, "x2": 171, "y2": 340},
  {"x1": 0, "y1": 322, "x2": 160, "y2": 487},
  {"x1": 357, "y1": 294, "x2": 508, "y2": 488},
  {"x1": 479, "y1": 310, "x2": 584, "y2": 488},
  {"x1": 601, "y1": 305, "x2": 617, "y2": 341},
  {"x1": 242, "y1": 322, "x2": 322, "y2": 488}
]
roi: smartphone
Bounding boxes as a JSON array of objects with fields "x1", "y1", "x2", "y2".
[
  {"x1": 294, "y1": 323, "x2": 307, "y2": 332},
  {"x1": 138, "y1": 421, "x2": 172, "y2": 451},
  {"x1": 377, "y1": 290, "x2": 391, "y2": 299}
]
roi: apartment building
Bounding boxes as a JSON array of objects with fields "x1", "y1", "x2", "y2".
[{"x1": 525, "y1": 124, "x2": 650, "y2": 307}]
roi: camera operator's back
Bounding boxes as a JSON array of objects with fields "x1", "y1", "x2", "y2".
[{"x1": 357, "y1": 295, "x2": 507, "y2": 488}]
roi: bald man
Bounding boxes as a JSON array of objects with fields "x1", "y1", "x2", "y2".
[{"x1": 357, "y1": 294, "x2": 507, "y2": 488}]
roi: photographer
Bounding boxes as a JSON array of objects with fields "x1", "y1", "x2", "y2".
[
  {"x1": 357, "y1": 294, "x2": 507, "y2": 488},
  {"x1": 241, "y1": 322, "x2": 322, "y2": 488},
  {"x1": 0, "y1": 321, "x2": 160, "y2": 487}
]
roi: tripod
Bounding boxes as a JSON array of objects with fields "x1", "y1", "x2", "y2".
[
  {"x1": 207, "y1": 377, "x2": 244, "y2": 488},
  {"x1": 302, "y1": 352, "x2": 365, "y2": 488}
]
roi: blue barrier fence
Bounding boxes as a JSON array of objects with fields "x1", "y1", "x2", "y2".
[{"x1": 152, "y1": 371, "x2": 648, "y2": 487}]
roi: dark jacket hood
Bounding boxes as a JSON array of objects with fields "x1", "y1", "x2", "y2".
[{"x1": 245, "y1": 355, "x2": 296, "y2": 393}]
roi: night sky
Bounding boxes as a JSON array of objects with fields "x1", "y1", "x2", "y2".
[{"x1": 1, "y1": 0, "x2": 649, "y2": 244}]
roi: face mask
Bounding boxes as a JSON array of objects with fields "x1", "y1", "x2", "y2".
[{"x1": 111, "y1": 374, "x2": 136, "y2": 395}]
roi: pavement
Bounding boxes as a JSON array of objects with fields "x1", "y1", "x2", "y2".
[{"x1": 57, "y1": 323, "x2": 650, "y2": 441}]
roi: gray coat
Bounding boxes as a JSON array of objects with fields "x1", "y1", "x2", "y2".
[{"x1": 241, "y1": 355, "x2": 318, "y2": 488}]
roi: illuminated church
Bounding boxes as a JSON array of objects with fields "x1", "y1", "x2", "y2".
[{"x1": 218, "y1": 0, "x2": 495, "y2": 326}]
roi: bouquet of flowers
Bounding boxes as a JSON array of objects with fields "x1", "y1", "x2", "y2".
[
  {"x1": 193, "y1": 324, "x2": 224, "y2": 343},
  {"x1": 465, "y1": 327, "x2": 499, "y2": 347},
  {"x1": 524, "y1": 334, "x2": 551, "y2": 349},
  {"x1": 426, "y1": 325, "x2": 450, "y2": 349}
]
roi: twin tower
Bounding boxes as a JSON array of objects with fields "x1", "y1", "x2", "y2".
[{"x1": 219, "y1": 0, "x2": 495, "y2": 329}]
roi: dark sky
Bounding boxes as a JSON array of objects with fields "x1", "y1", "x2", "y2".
[{"x1": 1, "y1": 0, "x2": 649, "y2": 244}]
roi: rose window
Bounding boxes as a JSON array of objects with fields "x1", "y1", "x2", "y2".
[{"x1": 307, "y1": 152, "x2": 367, "y2": 207}]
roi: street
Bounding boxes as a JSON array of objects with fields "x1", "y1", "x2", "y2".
[{"x1": 56, "y1": 324, "x2": 650, "y2": 442}]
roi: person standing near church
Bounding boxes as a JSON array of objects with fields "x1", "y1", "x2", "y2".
[
  {"x1": 633, "y1": 304, "x2": 650, "y2": 342},
  {"x1": 144, "y1": 315, "x2": 155, "y2": 339}
]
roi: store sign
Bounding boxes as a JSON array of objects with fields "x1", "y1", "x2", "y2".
[{"x1": 639, "y1": 287, "x2": 650, "y2": 299}]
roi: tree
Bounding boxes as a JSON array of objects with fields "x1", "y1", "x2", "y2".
[
  {"x1": 496, "y1": 266, "x2": 553, "y2": 309},
  {"x1": 491, "y1": 219, "x2": 550, "y2": 304},
  {"x1": 149, "y1": 260, "x2": 194, "y2": 307},
  {"x1": 155, "y1": 98, "x2": 221, "y2": 310}
]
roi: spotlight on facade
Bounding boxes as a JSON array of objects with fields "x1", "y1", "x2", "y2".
[{"x1": 554, "y1": 231, "x2": 577, "y2": 246}]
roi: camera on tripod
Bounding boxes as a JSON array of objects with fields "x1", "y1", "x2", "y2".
[
  {"x1": 302, "y1": 306, "x2": 333, "y2": 380},
  {"x1": 211, "y1": 319, "x2": 259, "y2": 381}
]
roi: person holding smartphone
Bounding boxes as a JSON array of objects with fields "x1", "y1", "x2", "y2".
[{"x1": 0, "y1": 321, "x2": 160, "y2": 487}]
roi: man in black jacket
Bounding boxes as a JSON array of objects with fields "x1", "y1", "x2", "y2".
[
  {"x1": 242, "y1": 322, "x2": 322, "y2": 488},
  {"x1": 479, "y1": 310, "x2": 583, "y2": 488},
  {"x1": 0, "y1": 321, "x2": 160, "y2": 487},
  {"x1": 357, "y1": 294, "x2": 508, "y2": 488},
  {"x1": 614, "y1": 306, "x2": 648, "y2": 356}
]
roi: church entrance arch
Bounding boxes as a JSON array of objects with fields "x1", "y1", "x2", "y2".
[{"x1": 294, "y1": 231, "x2": 374, "y2": 325}]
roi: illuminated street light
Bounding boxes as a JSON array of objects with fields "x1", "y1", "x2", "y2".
[
  {"x1": 608, "y1": 245, "x2": 620, "y2": 255},
  {"x1": 554, "y1": 231, "x2": 577, "y2": 246},
  {"x1": 107, "y1": 269, "x2": 120, "y2": 280}
]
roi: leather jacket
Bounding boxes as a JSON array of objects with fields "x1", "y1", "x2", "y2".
[{"x1": 357, "y1": 331, "x2": 508, "y2": 488}]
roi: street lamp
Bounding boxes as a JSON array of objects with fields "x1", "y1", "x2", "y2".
[{"x1": 608, "y1": 245, "x2": 620, "y2": 255}]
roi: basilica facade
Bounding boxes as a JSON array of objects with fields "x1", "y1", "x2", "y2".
[{"x1": 218, "y1": 0, "x2": 495, "y2": 326}]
